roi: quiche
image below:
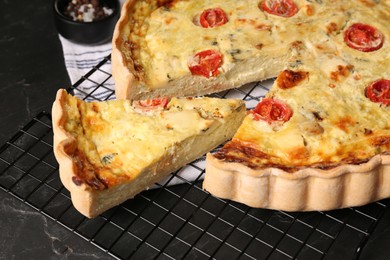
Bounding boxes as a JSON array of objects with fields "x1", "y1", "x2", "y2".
[
  {"x1": 202, "y1": 2, "x2": 390, "y2": 210},
  {"x1": 109, "y1": 0, "x2": 390, "y2": 211},
  {"x1": 111, "y1": 0, "x2": 390, "y2": 210},
  {"x1": 52, "y1": 89, "x2": 245, "y2": 218},
  {"x1": 112, "y1": 0, "x2": 390, "y2": 101},
  {"x1": 204, "y1": 77, "x2": 390, "y2": 211}
]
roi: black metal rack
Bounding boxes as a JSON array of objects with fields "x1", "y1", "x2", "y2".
[{"x1": 0, "y1": 55, "x2": 388, "y2": 259}]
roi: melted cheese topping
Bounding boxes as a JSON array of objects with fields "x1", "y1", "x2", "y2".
[
  {"x1": 222, "y1": 49, "x2": 390, "y2": 169},
  {"x1": 61, "y1": 93, "x2": 244, "y2": 188},
  {"x1": 123, "y1": 0, "x2": 390, "y2": 88},
  {"x1": 143, "y1": 0, "x2": 277, "y2": 87},
  {"x1": 121, "y1": 0, "x2": 390, "y2": 169}
]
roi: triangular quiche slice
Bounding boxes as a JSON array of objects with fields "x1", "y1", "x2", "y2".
[{"x1": 52, "y1": 89, "x2": 245, "y2": 218}]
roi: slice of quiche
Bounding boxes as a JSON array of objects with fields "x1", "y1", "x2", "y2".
[{"x1": 52, "y1": 89, "x2": 245, "y2": 218}]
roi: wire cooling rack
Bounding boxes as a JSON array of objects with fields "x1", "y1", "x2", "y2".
[{"x1": 0, "y1": 55, "x2": 389, "y2": 260}]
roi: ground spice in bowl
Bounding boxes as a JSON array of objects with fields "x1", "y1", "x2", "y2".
[
  {"x1": 53, "y1": 0, "x2": 120, "y2": 44},
  {"x1": 64, "y1": 0, "x2": 114, "y2": 22}
]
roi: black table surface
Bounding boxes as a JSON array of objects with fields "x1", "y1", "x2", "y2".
[
  {"x1": 0, "y1": 1, "x2": 112, "y2": 259},
  {"x1": 1, "y1": 1, "x2": 390, "y2": 259}
]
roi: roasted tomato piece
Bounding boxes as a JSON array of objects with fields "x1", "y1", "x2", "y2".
[
  {"x1": 261, "y1": 0, "x2": 299, "y2": 18},
  {"x1": 253, "y1": 98, "x2": 293, "y2": 124},
  {"x1": 200, "y1": 8, "x2": 228, "y2": 28},
  {"x1": 133, "y1": 97, "x2": 169, "y2": 111},
  {"x1": 365, "y1": 79, "x2": 390, "y2": 106},
  {"x1": 188, "y1": 50, "x2": 223, "y2": 78},
  {"x1": 344, "y1": 23, "x2": 384, "y2": 52}
]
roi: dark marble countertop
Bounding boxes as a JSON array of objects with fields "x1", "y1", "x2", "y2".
[
  {"x1": 1, "y1": 1, "x2": 390, "y2": 260},
  {"x1": 0, "y1": 1, "x2": 112, "y2": 259}
]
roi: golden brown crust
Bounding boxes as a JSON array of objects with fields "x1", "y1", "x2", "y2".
[
  {"x1": 212, "y1": 139, "x2": 384, "y2": 172},
  {"x1": 204, "y1": 153, "x2": 390, "y2": 211},
  {"x1": 111, "y1": 0, "x2": 138, "y2": 100},
  {"x1": 52, "y1": 89, "x2": 98, "y2": 217}
]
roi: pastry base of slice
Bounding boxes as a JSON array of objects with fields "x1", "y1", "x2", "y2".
[
  {"x1": 52, "y1": 89, "x2": 245, "y2": 218},
  {"x1": 204, "y1": 153, "x2": 390, "y2": 211}
]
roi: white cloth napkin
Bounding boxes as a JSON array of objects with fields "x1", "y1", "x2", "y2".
[
  {"x1": 59, "y1": 35, "x2": 116, "y2": 101},
  {"x1": 58, "y1": 34, "x2": 208, "y2": 188},
  {"x1": 60, "y1": 35, "x2": 113, "y2": 85}
]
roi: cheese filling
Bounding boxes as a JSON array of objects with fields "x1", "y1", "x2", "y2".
[{"x1": 60, "y1": 94, "x2": 245, "y2": 188}]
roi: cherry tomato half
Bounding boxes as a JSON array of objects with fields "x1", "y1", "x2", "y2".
[
  {"x1": 253, "y1": 98, "x2": 293, "y2": 124},
  {"x1": 344, "y1": 23, "x2": 384, "y2": 52},
  {"x1": 200, "y1": 8, "x2": 228, "y2": 28},
  {"x1": 133, "y1": 97, "x2": 169, "y2": 111},
  {"x1": 188, "y1": 50, "x2": 223, "y2": 78},
  {"x1": 261, "y1": 0, "x2": 299, "y2": 18},
  {"x1": 365, "y1": 79, "x2": 390, "y2": 106}
]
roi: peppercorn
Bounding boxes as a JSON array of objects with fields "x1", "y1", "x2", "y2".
[{"x1": 63, "y1": 0, "x2": 113, "y2": 22}]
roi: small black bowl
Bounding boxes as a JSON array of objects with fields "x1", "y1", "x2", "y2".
[{"x1": 53, "y1": 0, "x2": 120, "y2": 45}]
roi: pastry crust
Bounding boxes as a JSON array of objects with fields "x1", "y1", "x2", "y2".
[
  {"x1": 204, "y1": 153, "x2": 390, "y2": 211},
  {"x1": 52, "y1": 89, "x2": 245, "y2": 217},
  {"x1": 111, "y1": 0, "x2": 289, "y2": 100},
  {"x1": 111, "y1": 0, "x2": 137, "y2": 100}
]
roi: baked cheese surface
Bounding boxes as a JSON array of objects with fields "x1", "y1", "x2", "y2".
[
  {"x1": 60, "y1": 92, "x2": 245, "y2": 188},
  {"x1": 122, "y1": 0, "x2": 390, "y2": 88},
  {"x1": 116, "y1": 0, "x2": 390, "y2": 170}
]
